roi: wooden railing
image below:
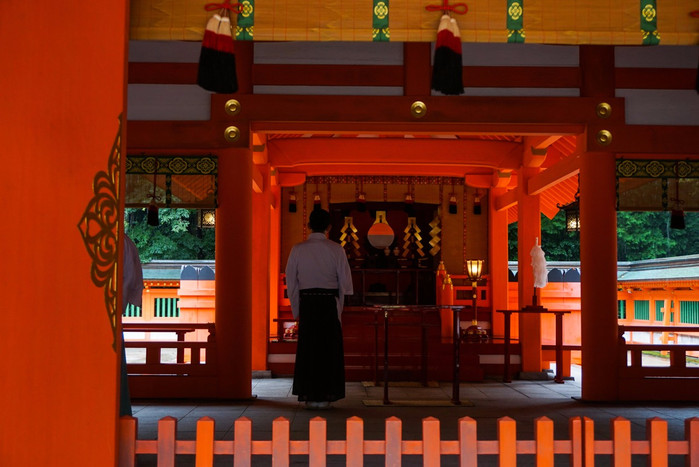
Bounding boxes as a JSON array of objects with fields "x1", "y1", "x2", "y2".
[
  {"x1": 123, "y1": 323, "x2": 217, "y2": 398},
  {"x1": 619, "y1": 325, "x2": 699, "y2": 377},
  {"x1": 119, "y1": 415, "x2": 699, "y2": 466}
]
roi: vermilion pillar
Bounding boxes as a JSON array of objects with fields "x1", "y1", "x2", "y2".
[
  {"x1": 0, "y1": 0, "x2": 127, "y2": 463},
  {"x1": 489, "y1": 187, "x2": 509, "y2": 338},
  {"x1": 517, "y1": 167, "x2": 543, "y2": 373},
  {"x1": 580, "y1": 151, "x2": 619, "y2": 400},
  {"x1": 216, "y1": 148, "x2": 253, "y2": 398},
  {"x1": 251, "y1": 164, "x2": 271, "y2": 371}
]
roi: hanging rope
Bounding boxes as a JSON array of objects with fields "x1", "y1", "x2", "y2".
[
  {"x1": 205, "y1": 0, "x2": 243, "y2": 13},
  {"x1": 425, "y1": 0, "x2": 468, "y2": 15}
]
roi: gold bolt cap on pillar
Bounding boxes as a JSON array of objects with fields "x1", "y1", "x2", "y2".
[
  {"x1": 596, "y1": 102, "x2": 612, "y2": 118},
  {"x1": 225, "y1": 99, "x2": 241, "y2": 116},
  {"x1": 596, "y1": 130, "x2": 613, "y2": 146},
  {"x1": 411, "y1": 101, "x2": 427, "y2": 118},
  {"x1": 224, "y1": 126, "x2": 241, "y2": 143}
]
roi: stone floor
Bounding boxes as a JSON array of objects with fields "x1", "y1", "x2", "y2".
[{"x1": 129, "y1": 366, "x2": 698, "y2": 466}]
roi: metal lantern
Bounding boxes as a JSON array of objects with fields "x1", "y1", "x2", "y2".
[
  {"x1": 561, "y1": 200, "x2": 580, "y2": 232},
  {"x1": 463, "y1": 259, "x2": 487, "y2": 342},
  {"x1": 199, "y1": 209, "x2": 216, "y2": 228},
  {"x1": 558, "y1": 176, "x2": 580, "y2": 233},
  {"x1": 465, "y1": 259, "x2": 484, "y2": 283}
]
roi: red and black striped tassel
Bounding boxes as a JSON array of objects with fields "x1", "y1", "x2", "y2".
[
  {"x1": 431, "y1": 15, "x2": 464, "y2": 95},
  {"x1": 197, "y1": 13, "x2": 238, "y2": 94}
]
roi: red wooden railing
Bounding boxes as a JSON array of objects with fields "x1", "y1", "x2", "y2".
[
  {"x1": 123, "y1": 323, "x2": 218, "y2": 398},
  {"x1": 119, "y1": 415, "x2": 699, "y2": 466},
  {"x1": 619, "y1": 325, "x2": 699, "y2": 377}
]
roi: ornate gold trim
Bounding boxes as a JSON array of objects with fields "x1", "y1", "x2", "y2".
[{"x1": 78, "y1": 115, "x2": 122, "y2": 351}]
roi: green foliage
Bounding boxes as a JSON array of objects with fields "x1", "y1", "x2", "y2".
[
  {"x1": 617, "y1": 211, "x2": 699, "y2": 260},
  {"x1": 508, "y1": 211, "x2": 699, "y2": 262},
  {"x1": 124, "y1": 208, "x2": 215, "y2": 262},
  {"x1": 508, "y1": 212, "x2": 580, "y2": 261}
]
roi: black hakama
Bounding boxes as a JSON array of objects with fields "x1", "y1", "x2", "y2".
[{"x1": 292, "y1": 289, "x2": 345, "y2": 402}]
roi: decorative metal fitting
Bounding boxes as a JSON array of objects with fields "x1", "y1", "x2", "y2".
[
  {"x1": 411, "y1": 101, "x2": 427, "y2": 118},
  {"x1": 596, "y1": 130, "x2": 613, "y2": 146},
  {"x1": 224, "y1": 126, "x2": 241, "y2": 143},
  {"x1": 225, "y1": 99, "x2": 241, "y2": 116},
  {"x1": 596, "y1": 102, "x2": 612, "y2": 119}
]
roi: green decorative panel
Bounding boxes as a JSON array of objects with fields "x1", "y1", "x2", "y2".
[
  {"x1": 236, "y1": 0, "x2": 254, "y2": 40},
  {"x1": 373, "y1": 0, "x2": 390, "y2": 41},
  {"x1": 507, "y1": 0, "x2": 524, "y2": 43},
  {"x1": 680, "y1": 301, "x2": 699, "y2": 325},
  {"x1": 617, "y1": 300, "x2": 627, "y2": 320},
  {"x1": 634, "y1": 300, "x2": 650, "y2": 321}
]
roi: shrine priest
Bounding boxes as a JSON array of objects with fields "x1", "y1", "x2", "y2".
[{"x1": 285, "y1": 208, "x2": 354, "y2": 409}]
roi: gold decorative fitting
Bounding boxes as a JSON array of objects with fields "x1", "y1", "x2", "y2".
[
  {"x1": 596, "y1": 102, "x2": 612, "y2": 118},
  {"x1": 411, "y1": 101, "x2": 427, "y2": 118},
  {"x1": 596, "y1": 130, "x2": 613, "y2": 146},
  {"x1": 225, "y1": 99, "x2": 241, "y2": 116},
  {"x1": 224, "y1": 126, "x2": 241, "y2": 142}
]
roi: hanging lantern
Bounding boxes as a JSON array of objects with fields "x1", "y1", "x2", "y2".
[
  {"x1": 199, "y1": 209, "x2": 216, "y2": 228},
  {"x1": 558, "y1": 176, "x2": 580, "y2": 233},
  {"x1": 560, "y1": 200, "x2": 580, "y2": 232}
]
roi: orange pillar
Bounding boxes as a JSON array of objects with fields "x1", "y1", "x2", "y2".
[
  {"x1": 216, "y1": 148, "x2": 253, "y2": 398},
  {"x1": 251, "y1": 164, "x2": 271, "y2": 371},
  {"x1": 268, "y1": 183, "x2": 282, "y2": 342},
  {"x1": 0, "y1": 0, "x2": 127, "y2": 464},
  {"x1": 580, "y1": 151, "x2": 619, "y2": 400},
  {"x1": 517, "y1": 167, "x2": 543, "y2": 373},
  {"x1": 489, "y1": 187, "x2": 510, "y2": 338}
]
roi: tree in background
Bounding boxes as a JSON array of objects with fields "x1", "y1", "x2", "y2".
[
  {"x1": 509, "y1": 211, "x2": 699, "y2": 262},
  {"x1": 125, "y1": 208, "x2": 215, "y2": 262}
]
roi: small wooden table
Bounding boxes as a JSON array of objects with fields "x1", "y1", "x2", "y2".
[
  {"x1": 370, "y1": 305, "x2": 441, "y2": 405},
  {"x1": 497, "y1": 307, "x2": 570, "y2": 384}
]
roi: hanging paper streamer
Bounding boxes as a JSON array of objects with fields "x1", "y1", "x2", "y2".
[
  {"x1": 235, "y1": 0, "x2": 254, "y2": 40},
  {"x1": 431, "y1": 15, "x2": 464, "y2": 95},
  {"x1": 198, "y1": 1, "x2": 241, "y2": 93},
  {"x1": 506, "y1": 0, "x2": 524, "y2": 43},
  {"x1": 530, "y1": 238, "x2": 548, "y2": 289},
  {"x1": 372, "y1": 0, "x2": 390, "y2": 41},
  {"x1": 640, "y1": 0, "x2": 660, "y2": 45}
]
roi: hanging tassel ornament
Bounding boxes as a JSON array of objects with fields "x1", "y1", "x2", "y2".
[
  {"x1": 288, "y1": 190, "x2": 297, "y2": 213},
  {"x1": 448, "y1": 179, "x2": 457, "y2": 214},
  {"x1": 473, "y1": 190, "x2": 482, "y2": 215},
  {"x1": 147, "y1": 160, "x2": 160, "y2": 227},
  {"x1": 426, "y1": 0, "x2": 467, "y2": 95},
  {"x1": 198, "y1": 1, "x2": 241, "y2": 93},
  {"x1": 313, "y1": 189, "x2": 322, "y2": 211},
  {"x1": 430, "y1": 15, "x2": 465, "y2": 95},
  {"x1": 449, "y1": 193, "x2": 458, "y2": 214},
  {"x1": 404, "y1": 182, "x2": 416, "y2": 216},
  {"x1": 356, "y1": 178, "x2": 367, "y2": 212}
]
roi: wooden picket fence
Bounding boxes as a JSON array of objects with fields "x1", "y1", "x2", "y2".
[{"x1": 119, "y1": 415, "x2": 699, "y2": 466}]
